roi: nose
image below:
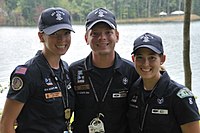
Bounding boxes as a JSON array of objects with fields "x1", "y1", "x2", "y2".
[
  {"x1": 56, "y1": 34, "x2": 68, "y2": 41},
  {"x1": 142, "y1": 57, "x2": 150, "y2": 66},
  {"x1": 98, "y1": 32, "x2": 107, "y2": 40}
]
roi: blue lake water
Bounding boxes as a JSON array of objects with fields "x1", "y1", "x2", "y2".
[{"x1": 0, "y1": 21, "x2": 200, "y2": 110}]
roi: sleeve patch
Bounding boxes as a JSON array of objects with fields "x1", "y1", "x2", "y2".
[
  {"x1": 11, "y1": 76, "x2": 23, "y2": 91},
  {"x1": 14, "y1": 67, "x2": 27, "y2": 75},
  {"x1": 177, "y1": 87, "x2": 193, "y2": 99}
]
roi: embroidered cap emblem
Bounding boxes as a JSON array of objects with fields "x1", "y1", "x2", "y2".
[
  {"x1": 95, "y1": 9, "x2": 107, "y2": 17},
  {"x1": 51, "y1": 10, "x2": 65, "y2": 21},
  {"x1": 141, "y1": 34, "x2": 154, "y2": 42}
]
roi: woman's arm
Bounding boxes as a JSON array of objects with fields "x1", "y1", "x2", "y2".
[
  {"x1": 0, "y1": 99, "x2": 24, "y2": 133},
  {"x1": 181, "y1": 121, "x2": 200, "y2": 133}
]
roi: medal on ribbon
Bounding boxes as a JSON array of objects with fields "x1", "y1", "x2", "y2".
[
  {"x1": 65, "y1": 108, "x2": 71, "y2": 120},
  {"x1": 88, "y1": 113, "x2": 105, "y2": 133}
]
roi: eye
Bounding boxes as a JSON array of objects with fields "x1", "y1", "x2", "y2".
[
  {"x1": 135, "y1": 55, "x2": 143, "y2": 61},
  {"x1": 148, "y1": 56, "x2": 157, "y2": 61},
  {"x1": 50, "y1": 32, "x2": 58, "y2": 37},
  {"x1": 64, "y1": 31, "x2": 71, "y2": 36},
  {"x1": 105, "y1": 30, "x2": 113, "y2": 35},
  {"x1": 91, "y1": 32, "x2": 100, "y2": 37}
]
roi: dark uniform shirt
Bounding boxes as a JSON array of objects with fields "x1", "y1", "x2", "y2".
[
  {"x1": 7, "y1": 51, "x2": 74, "y2": 133},
  {"x1": 69, "y1": 52, "x2": 139, "y2": 133},
  {"x1": 127, "y1": 71, "x2": 200, "y2": 133}
]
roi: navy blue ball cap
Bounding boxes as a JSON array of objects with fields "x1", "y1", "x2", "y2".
[
  {"x1": 132, "y1": 33, "x2": 164, "y2": 54},
  {"x1": 38, "y1": 7, "x2": 74, "y2": 35},
  {"x1": 85, "y1": 7, "x2": 117, "y2": 31}
]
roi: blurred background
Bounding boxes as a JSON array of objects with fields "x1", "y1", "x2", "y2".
[{"x1": 0, "y1": 0, "x2": 200, "y2": 26}]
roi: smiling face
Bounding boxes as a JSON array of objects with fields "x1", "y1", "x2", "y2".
[
  {"x1": 85, "y1": 22, "x2": 119, "y2": 56},
  {"x1": 134, "y1": 48, "x2": 165, "y2": 81},
  {"x1": 38, "y1": 29, "x2": 71, "y2": 57}
]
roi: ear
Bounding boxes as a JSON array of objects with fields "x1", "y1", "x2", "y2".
[
  {"x1": 160, "y1": 55, "x2": 166, "y2": 65},
  {"x1": 131, "y1": 55, "x2": 135, "y2": 62},
  {"x1": 38, "y1": 32, "x2": 45, "y2": 42},
  {"x1": 84, "y1": 32, "x2": 89, "y2": 45},
  {"x1": 115, "y1": 30, "x2": 119, "y2": 43}
]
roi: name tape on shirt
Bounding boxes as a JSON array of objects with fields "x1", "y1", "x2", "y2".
[
  {"x1": 152, "y1": 109, "x2": 168, "y2": 115},
  {"x1": 74, "y1": 84, "x2": 90, "y2": 91},
  {"x1": 113, "y1": 91, "x2": 128, "y2": 98},
  {"x1": 45, "y1": 92, "x2": 62, "y2": 99}
]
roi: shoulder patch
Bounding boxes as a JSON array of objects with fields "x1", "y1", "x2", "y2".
[
  {"x1": 177, "y1": 87, "x2": 193, "y2": 99},
  {"x1": 11, "y1": 76, "x2": 23, "y2": 91},
  {"x1": 14, "y1": 66, "x2": 27, "y2": 75}
]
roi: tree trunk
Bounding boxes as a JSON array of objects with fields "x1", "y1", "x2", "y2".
[{"x1": 183, "y1": 0, "x2": 192, "y2": 90}]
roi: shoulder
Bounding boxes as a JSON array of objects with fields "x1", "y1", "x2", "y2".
[
  {"x1": 115, "y1": 52, "x2": 134, "y2": 67},
  {"x1": 115, "y1": 52, "x2": 135, "y2": 68},
  {"x1": 115, "y1": 53, "x2": 139, "y2": 81},
  {"x1": 61, "y1": 60, "x2": 69, "y2": 69},
  {"x1": 121, "y1": 58, "x2": 135, "y2": 67},
  {"x1": 10, "y1": 65, "x2": 29, "y2": 91},
  {"x1": 69, "y1": 58, "x2": 85, "y2": 69},
  {"x1": 11, "y1": 56, "x2": 41, "y2": 81},
  {"x1": 169, "y1": 81, "x2": 200, "y2": 124},
  {"x1": 171, "y1": 81, "x2": 193, "y2": 97}
]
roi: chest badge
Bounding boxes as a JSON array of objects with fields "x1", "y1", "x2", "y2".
[
  {"x1": 77, "y1": 70, "x2": 85, "y2": 83},
  {"x1": 157, "y1": 97, "x2": 164, "y2": 104},
  {"x1": 122, "y1": 77, "x2": 128, "y2": 85},
  {"x1": 45, "y1": 78, "x2": 53, "y2": 86}
]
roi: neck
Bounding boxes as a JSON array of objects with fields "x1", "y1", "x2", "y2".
[
  {"x1": 143, "y1": 73, "x2": 161, "y2": 90},
  {"x1": 42, "y1": 51, "x2": 60, "y2": 69},
  {"x1": 92, "y1": 52, "x2": 115, "y2": 68}
]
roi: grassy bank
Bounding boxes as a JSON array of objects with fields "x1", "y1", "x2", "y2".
[{"x1": 117, "y1": 14, "x2": 200, "y2": 24}]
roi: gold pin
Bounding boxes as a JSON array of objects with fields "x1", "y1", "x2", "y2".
[{"x1": 65, "y1": 108, "x2": 71, "y2": 120}]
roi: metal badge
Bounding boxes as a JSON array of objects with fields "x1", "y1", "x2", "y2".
[
  {"x1": 65, "y1": 108, "x2": 71, "y2": 120},
  {"x1": 88, "y1": 113, "x2": 105, "y2": 133}
]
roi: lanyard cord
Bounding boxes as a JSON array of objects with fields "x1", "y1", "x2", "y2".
[
  {"x1": 60, "y1": 61, "x2": 69, "y2": 108},
  {"x1": 84, "y1": 60, "x2": 113, "y2": 103},
  {"x1": 42, "y1": 54, "x2": 69, "y2": 109},
  {"x1": 140, "y1": 84, "x2": 158, "y2": 131}
]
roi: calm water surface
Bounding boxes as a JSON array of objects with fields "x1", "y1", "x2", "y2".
[{"x1": 0, "y1": 21, "x2": 200, "y2": 110}]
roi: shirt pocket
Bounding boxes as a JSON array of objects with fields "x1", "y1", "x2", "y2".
[{"x1": 149, "y1": 108, "x2": 170, "y2": 125}]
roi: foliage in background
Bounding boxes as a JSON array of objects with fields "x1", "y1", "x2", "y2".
[{"x1": 0, "y1": 0, "x2": 200, "y2": 26}]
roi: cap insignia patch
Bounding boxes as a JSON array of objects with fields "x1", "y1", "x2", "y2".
[
  {"x1": 95, "y1": 9, "x2": 107, "y2": 17},
  {"x1": 141, "y1": 34, "x2": 154, "y2": 43},
  {"x1": 11, "y1": 76, "x2": 23, "y2": 91},
  {"x1": 51, "y1": 11, "x2": 65, "y2": 21}
]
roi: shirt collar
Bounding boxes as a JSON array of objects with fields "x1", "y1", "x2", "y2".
[
  {"x1": 136, "y1": 71, "x2": 170, "y2": 98},
  {"x1": 84, "y1": 51, "x2": 124, "y2": 74}
]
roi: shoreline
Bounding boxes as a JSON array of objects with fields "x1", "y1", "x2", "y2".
[{"x1": 117, "y1": 14, "x2": 200, "y2": 24}]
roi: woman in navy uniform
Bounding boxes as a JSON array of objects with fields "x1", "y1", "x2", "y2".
[
  {"x1": 0, "y1": 7, "x2": 74, "y2": 133},
  {"x1": 128, "y1": 33, "x2": 200, "y2": 133}
]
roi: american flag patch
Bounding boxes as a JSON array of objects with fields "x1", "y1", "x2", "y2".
[{"x1": 15, "y1": 67, "x2": 27, "y2": 75}]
